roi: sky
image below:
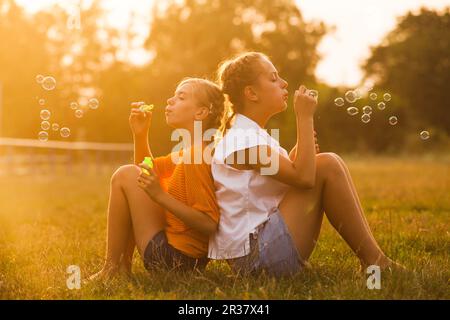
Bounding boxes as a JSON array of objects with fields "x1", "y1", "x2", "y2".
[{"x1": 15, "y1": 0, "x2": 450, "y2": 87}]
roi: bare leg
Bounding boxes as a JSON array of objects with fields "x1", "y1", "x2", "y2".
[
  {"x1": 331, "y1": 154, "x2": 382, "y2": 252},
  {"x1": 119, "y1": 228, "x2": 136, "y2": 274},
  {"x1": 89, "y1": 165, "x2": 165, "y2": 280},
  {"x1": 279, "y1": 153, "x2": 391, "y2": 268}
]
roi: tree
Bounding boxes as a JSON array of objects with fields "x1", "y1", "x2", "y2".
[
  {"x1": 364, "y1": 8, "x2": 450, "y2": 135},
  {"x1": 0, "y1": 0, "x2": 50, "y2": 138}
]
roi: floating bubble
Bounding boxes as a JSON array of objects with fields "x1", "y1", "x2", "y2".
[
  {"x1": 334, "y1": 97, "x2": 345, "y2": 107},
  {"x1": 38, "y1": 131, "x2": 49, "y2": 142},
  {"x1": 40, "y1": 109, "x2": 51, "y2": 120},
  {"x1": 41, "y1": 121, "x2": 50, "y2": 131},
  {"x1": 361, "y1": 114, "x2": 371, "y2": 124},
  {"x1": 75, "y1": 109, "x2": 84, "y2": 118},
  {"x1": 383, "y1": 93, "x2": 391, "y2": 102},
  {"x1": 52, "y1": 123, "x2": 60, "y2": 131},
  {"x1": 362, "y1": 106, "x2": 373, "y2": 115},
  {"x1": 345, "y1": 90, "x2": 357, "y2": 103},
  {"x1": 88, "y1": 98, "x2": 99, "y2": 110},
  {"x1": 377, "y1": 102, "x2": 386, "y2": 110},
  {"x1": 389, "y1": 116, "x2": 398, "y2": 125},
  {"x1": 38, "y1": 99, "x2": 45, "y2": 106},
  {"x1": 308, "y1": 90, "x2": 318, "y2": 99},
  {"x1": 369, "y1": 93, "x2": 378, "y2": 100},
  {"x1": 347, "y1": 107, "x2": 359, "y2": 116},
  {"x1": 420, "y1": 131, "x2": 430, "y2": 140},
  {"x1": 35, "y1": 75, "x2": 44, "y2": 84},
  {"x1": 70, "y1": 102, "x2": 78, "y2": 110},
  {"x1": 354, "y1": 89, "x2": 362, "y2": 100},
  {"x1": 60, "y1": 127, "x2": 71, "y2": 138},
  {"x1": 42, "y1": 76, "x2": 56, "y2": 91}
]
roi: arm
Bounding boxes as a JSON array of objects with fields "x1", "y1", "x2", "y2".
[
  {"x1": 133, "y1": 134, "x2": 152, "y2": 165},
  {"x1": 289, "y1": 116, "x2": 299, "y2": 161},
  {"x1": 293, "y1": 115, "x2": 316, "y2": 187},
  {"x1": 129, "y1": 103, "x2": 153, "y2": 165},
  {"x1": 136, "y1": 163, "x2": 217, "y2": 237},
  {"x1": 153, "y1": 192, "x2": 217, "y2": 236},
  {"x1": 228, "y1": 85, "x2": 317, "y2": 188},
  {"x1": 289, "y1": 129, "x2": 319, "y2": 161}
]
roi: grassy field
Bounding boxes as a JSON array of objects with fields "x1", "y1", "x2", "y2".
[{"x1": 0, "y1": 155, "x2": 448, "y2": 299}]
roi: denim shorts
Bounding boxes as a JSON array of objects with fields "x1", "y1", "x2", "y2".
[
  {"x1": 143, "y1": 231, "x2": 208, "y2": 272},
  {"x1": 229, "y1": 208, "x2": 304, "y2": 277}
]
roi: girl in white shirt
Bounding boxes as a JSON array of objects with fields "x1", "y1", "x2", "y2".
[{"x1": 209, "y1": 52, "x2": 402, "y2": 276}]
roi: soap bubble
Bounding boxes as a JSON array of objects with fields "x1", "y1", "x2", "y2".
[
  {"x1": 362, "y1": 106, "x2": 373, "y2": 115},
  {"x1": 420, "y1": 131, "x2": 430, "y2": 140},
  {"x1": 75, "y1": 109, "x2": 84, "y2": 118},
  {"x1": 35, "y1": 75, "x2": 44, "y2": 84},
  {"x1": 42, "y1": 76, "x2": 56, "y2": 91},
  {"x1": 40, "y1": 121, "x2": 50, "y2": 131},
  {"x1": 88, "y1": 98, "x2": 99, "y2": 110},
  {"x1": 347, "y1": 107, "x2": 359, "y2": 116},
  {"x1": 369, "y1": 93, "x2": 378, "y2": 100},
  {"x1": 60, "y1": 127, "x2": 71, "y2": 138},
  {"x1": 383, "y1": 93, "x2": 392, "y2": 102},
  {"x1": 334, "y1": 97, "x2": 345, "y2": 107},
  {"x1": 52, "y1": 123, "x2": 60, "y2": 131},
  {"x1": 377, "y1": 102, "x2": 386, "y2": 110},
  {"x1": 345, "y1": 90, "x2": 357, "y2": 103},
  {"x1": 308, "y1": 90, "x2": 318, "y2": 99},
  {"x1": 40, "y1": 109, "x2": 51, "y2": 120},
  {"x1": 38, "y1": 99, "x2": 45, "y2": 106},
  {"x1": 38, "y1": 131, "x2": 49, "y2": 142},
  {"x1": 361, "y1": 114, "x2": 371, "y2": 123},
  {"x1": 389, "y1": 116, "x2": 398, "y2": 125},
  {"x1": 70, "y1": 102, "x2": 78, "y2": 110}
]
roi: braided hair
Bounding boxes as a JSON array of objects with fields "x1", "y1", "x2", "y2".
[
  {"x1": 216, "y1": 52, "x2": 269, "y2": 130},
  {"x1": 177, "y1": 78, "x2": 227, "y2": 141}
]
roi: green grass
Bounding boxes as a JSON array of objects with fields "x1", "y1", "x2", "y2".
[{"x1": 0, "y1": 155, "x2": 449, "y2": 299}]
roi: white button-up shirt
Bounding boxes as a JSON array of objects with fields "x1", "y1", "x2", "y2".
[{"x1": 208, "y1": 114, "x2": 290, "y2": 259}]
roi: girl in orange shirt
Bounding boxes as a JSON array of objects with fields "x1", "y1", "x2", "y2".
[{"x1": 89, "y1": 78, "x2": 226, "y2": 280}]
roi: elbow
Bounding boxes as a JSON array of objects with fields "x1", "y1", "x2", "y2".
[
  {"x1": 203, "y1": 222, "x2": 218, "y2": 237},
  {"x1": 295, "y1": 177, "x2": 316, "y2": 189}
]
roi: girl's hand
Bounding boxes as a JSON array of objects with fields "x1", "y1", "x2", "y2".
[
  {"x1": 137, "y1": 163, "x2": 164, "y2": 200},
  {"x1": 129, "y1": 102, "x2": 152, "y2": 137},
  {"x1": 294, "y1": 85, "x2": 318, "y2": 118}
]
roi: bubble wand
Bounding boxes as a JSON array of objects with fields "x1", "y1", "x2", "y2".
[
  {"x1": 139, "y1": 104, "x2": 154, "y2": 113},
  {"x1": 142, "y1": 156, "x2": 154, "y2": 175}
]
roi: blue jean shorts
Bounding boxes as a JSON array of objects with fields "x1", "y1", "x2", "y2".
[
  {"x1": 143, "y1": 231, "x2": 208, "y2": 272},
  {"x1": 229, "y1": 208, "x2": 304, "y2": 277}
]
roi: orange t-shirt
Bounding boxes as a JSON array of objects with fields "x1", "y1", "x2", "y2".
[{"x1": 153, "y1": 146, "x2": 219, "y2": 258}]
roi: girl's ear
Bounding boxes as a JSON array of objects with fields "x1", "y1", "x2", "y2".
[
  {"x1": 194, "y1": 106, "x2": 210, "y2": 121},
  {"x1": 244, "y1": 85, "x2": 259, "y2": 102}
]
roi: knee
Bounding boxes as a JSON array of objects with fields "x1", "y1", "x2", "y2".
[
  {"x1": 316, "y1": 152, "x2": 344, "y2": 178},
  {"x1": 111, "y1": 164, "x2": 140, "y2": 185}
]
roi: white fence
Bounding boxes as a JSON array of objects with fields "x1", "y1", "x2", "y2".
[{"x1": 0, "y1": 137, "x2": 134, "y2": 176}]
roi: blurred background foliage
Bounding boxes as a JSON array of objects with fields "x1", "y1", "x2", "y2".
[{"x1": 0, "y1": 0, "x2": 448, "y2": 156}]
